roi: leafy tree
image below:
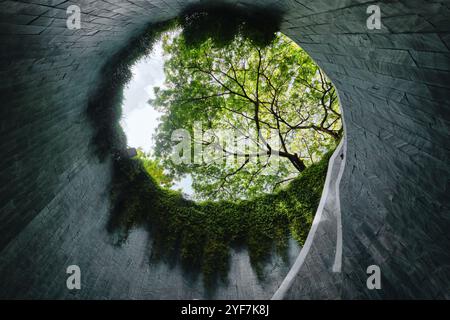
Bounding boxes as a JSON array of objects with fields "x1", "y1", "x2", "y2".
[
  {"x1": 151, "y1": 31, "x2": 341, "y2": 200},
  {"x1": 135, "y1": 148, "x2": 174, "y2": 189}
]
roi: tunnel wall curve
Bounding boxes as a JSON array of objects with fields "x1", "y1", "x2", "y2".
[{"x1": 0, "y1": 0, "x2": 449, "y2": 299}]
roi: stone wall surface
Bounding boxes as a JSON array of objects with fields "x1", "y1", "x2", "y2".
[{"x1": 0, "y1": 0, "x2": 449, "y2": 299}]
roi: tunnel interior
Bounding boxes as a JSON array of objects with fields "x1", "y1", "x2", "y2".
[{"x1": 0, "y1": 0, "x2": 449, "y2": 299}]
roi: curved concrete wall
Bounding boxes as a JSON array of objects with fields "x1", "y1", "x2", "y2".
[{"x1": 1, "y1": 0, "x2": 449, "y2": 299}]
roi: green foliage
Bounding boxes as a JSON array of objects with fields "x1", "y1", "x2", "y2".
[
  {"x1": 180, "y1": 3, "x2": 282, "y2": 48},
  {"x1": 108, "y1": 150, "x2": 332, "y2": 289},
  {"x1": 135, "y1": 149, "x2": 175, "y2": 189},
  {"x1": 153, "y1": 31, "x2": 341, "y2": 200}
]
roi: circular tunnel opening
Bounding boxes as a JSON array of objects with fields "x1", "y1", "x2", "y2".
[{"x1": 88, "y1": 4, "x2": 343, "y2": 294}]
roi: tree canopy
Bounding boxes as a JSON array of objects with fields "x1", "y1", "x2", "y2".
[{"x1": 151, "y1": 31, "x2": 341, "y2": 200}]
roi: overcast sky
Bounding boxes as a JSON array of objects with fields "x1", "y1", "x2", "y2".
[{"x1": 120, "y1": 40, "x2": 193, "y2": 196}]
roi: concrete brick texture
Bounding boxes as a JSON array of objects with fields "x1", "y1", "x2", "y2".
[{"x1": 0, "y1": 0, "x2": 449, "y2": 299}]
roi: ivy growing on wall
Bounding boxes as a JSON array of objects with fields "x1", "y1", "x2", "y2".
[{"x1": 108, "y1": 149, "x2": 331, "y2": 287}]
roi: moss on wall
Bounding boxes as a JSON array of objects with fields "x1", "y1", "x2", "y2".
[{"x1": 107, "y1": 150, "x2": 331, "y2": 288}]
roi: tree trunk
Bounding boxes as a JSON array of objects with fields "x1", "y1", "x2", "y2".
[{"x1": 287, "y1": 154, "x2": 306, "y2": 172}]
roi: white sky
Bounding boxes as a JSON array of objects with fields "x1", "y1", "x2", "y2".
[{"x1": 120, "y1": 40, "x2": 193, "y2": 196}]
